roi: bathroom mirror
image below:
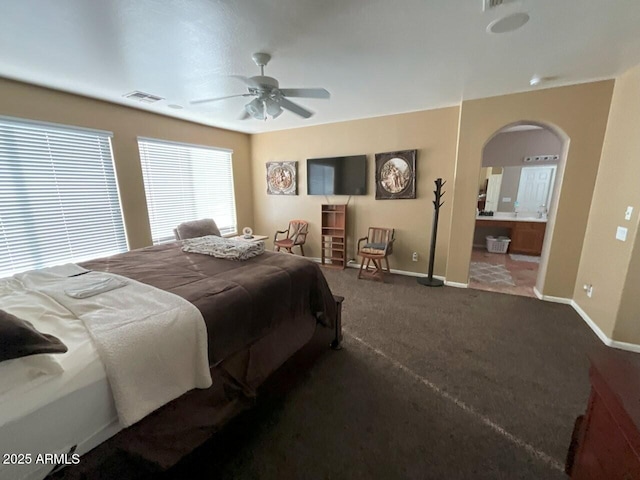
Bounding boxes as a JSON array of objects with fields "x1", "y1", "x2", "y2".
[
  {"x1": 479, "y1": 125, "x2": 562, "y2": 216},
  {"x1": 478, "y1": 165, "x2": 556, "y2": 215}
]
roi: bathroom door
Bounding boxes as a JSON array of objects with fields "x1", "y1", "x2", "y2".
[
  {"x1": 485, "y1": 174, "x2": 502, "y2": 212},
  {"x1": 516, "y1": 166, "x2": 556, "y2": 214}
]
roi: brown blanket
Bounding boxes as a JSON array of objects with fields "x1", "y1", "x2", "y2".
[
  {"x1": 53, "y1": 244, "x2": 338, "y2": 477},
  {"x1": 81, "y1": 242, "x2": 337, "y2": 365}
]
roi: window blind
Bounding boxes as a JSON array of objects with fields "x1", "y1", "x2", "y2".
[
  {"x1": 137, "y1": 138, "x2": 237, "y2": 243},
  {"x1": 0, "y1": 116, "x2": 128, "y2": 278}
]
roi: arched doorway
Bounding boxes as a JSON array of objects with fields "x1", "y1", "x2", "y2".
[{"x1": 468, "y1": 121, "x2": 570, "y2": 297}]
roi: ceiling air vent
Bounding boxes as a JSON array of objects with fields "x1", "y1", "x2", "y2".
[
  {"x1": 123, "y1": 91, "x2": 164, "y2": 103},
  {"x1": 483, "y1": 0, "x2": 506, "y2": 11}
]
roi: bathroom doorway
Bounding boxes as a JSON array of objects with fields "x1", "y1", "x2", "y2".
[{"x1": 470, "y1": 123, "x2": 567, "y2": 297}]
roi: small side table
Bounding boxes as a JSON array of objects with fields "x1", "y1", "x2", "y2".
[{"x1": 228, "y1": 234, "x2": 269, "y2": 243}]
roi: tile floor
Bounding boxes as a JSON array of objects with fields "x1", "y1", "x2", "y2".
[{"x1": 469, "y1": 247, "x2": 539, "y2": 298}]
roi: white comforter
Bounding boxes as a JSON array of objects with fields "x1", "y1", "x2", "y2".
[{"x1": 15, "y1": 264, "x2": 212, "y2": 427}]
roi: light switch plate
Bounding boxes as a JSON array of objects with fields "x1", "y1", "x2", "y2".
[
  {"x1": 625, "y1": 206, "x2": 633, "y2": 221},
  {"x1": 616, "y1": 226, "x2": 628, "y2": 242}
]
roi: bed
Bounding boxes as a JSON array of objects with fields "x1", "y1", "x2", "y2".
[{"x1": 0, "y1": 241, "x2": 340, "y2": 480}]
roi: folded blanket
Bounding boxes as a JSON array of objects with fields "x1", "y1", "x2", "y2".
[
  {"x1": 18, "y1": 266, "x2": 212, "y2": 427},
  {"x1": 182, "y1": 235, "x2": 265, "y2": 261}
]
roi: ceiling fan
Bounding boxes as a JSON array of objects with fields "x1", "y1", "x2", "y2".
[{"x1": 190, "y1": 52, "x2": 330, "y2": 121}]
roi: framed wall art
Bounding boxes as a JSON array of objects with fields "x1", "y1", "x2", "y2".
[
  {"x1": 266, "y1": 161, "x2": 297, "y2": 195},
  {"x1": 375, "y1": 149, "x2": 417, "y2": 199}
]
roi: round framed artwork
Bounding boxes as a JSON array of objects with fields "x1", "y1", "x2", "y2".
[
  {"x1": 375, "y1": 150, "x2": 417, "y2": 199},
  {"x1": 266, "y1": 161, "x2": 297, "y2": 195}
]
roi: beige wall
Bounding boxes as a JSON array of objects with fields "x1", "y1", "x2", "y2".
[
  {"x1": 250, "y1": 107, "x2": 461, "y2": 275},
  {"x1": 574, "y1": 65, "x2": 640, "y2": 341},
  {"x1": 0, "y1": 77, "x2": 253, "y2": 249},
  {"x1": 616, "y1": 232, "x2": 640, "y2": 342},
  {"x1": 447, "y1": 81, "x2": 614, "y2": 298}
]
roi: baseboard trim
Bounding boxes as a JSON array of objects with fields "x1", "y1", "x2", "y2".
[
  {"x1": 346, "y1": 262, "x2": 446, "y2": 282},
  {"x1": 444, "y1": 280, "x2": 469, "y2": 288},
  {"x1": 571, "y1": 300, "x2": 640, "y2": 354},
  {"x1": 532, "y1": 287, "x2": 572, "y2": 304},
  {"x1": 310, "y1": 257, "x2": 451, "y2": 282}
]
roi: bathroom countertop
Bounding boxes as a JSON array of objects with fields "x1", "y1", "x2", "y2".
[{"x1": 476, "y1": 213, "x2": 548, "y2": 223}]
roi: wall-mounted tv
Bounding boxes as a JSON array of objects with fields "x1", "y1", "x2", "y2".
[{"x1": 307, "y1": 155, "x2": 367, "y2": 195}]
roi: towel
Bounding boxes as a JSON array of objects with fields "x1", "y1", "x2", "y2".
[{"x1": 64, "y1": 274, "x2": 127, "y2": 299}]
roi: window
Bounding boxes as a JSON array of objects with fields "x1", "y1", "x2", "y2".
[
  {"x1": 0, "y1": 116, "x2": 127, "y2": 278},
  {"x1": 137, "y1": 138, "x2": 237, "y2": 243}
]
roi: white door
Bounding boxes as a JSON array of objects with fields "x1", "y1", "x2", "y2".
[
  {"x1": 516, "y1": 166, "x2": 556, "y2": 214},
  {"x1": 485, "y1": 174, "x2": 502, "y2": 212}
]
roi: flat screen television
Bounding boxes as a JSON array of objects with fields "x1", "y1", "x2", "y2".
[{"x1": 307, "y1": 155, "x2": 367, "y2": 195}]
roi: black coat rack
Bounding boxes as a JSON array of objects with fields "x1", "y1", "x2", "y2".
[{"x1": 418, "y1": 178, "x2": 445, "y2": 287}]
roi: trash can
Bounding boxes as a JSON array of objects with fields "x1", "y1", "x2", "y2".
[{"x1": 486, "y1": 235, "x2": 511, "y2": 254}]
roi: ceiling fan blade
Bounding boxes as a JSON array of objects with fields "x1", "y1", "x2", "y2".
[
  {"x1": 279, "y1": 88, "x2": 330, "y2": 99},
  {"x1": 190, "y1": 93, "x2": 251, "y2": 105},
  {"x1": 279, "y1": 98, "x2": 314, "y2": 118},
  {"x1": 230, "y1": 75, "x2": 261, "y2": 88}
]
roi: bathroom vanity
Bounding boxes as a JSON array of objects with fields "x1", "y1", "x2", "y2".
[{"x1": 475, "y1": 213, "x2": 547, "y2": 255}]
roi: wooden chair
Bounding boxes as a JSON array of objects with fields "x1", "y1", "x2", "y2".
[
  {"x1": 357, "y1": 227, "x2": 395, "y2": 282},
  {"x1": 274, "y1": 220, "x2": 309, "y2": 256}
]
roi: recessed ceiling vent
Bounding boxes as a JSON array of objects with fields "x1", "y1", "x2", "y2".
[
  {"x1": 123, "y1": 91, "x2": 164, "y2": 103},
  {"x1": 483, "y1": 0, "x2": 506, "y2": 11}
]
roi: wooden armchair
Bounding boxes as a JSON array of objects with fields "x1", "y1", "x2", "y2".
[
  {"x1": 357, "y1": 227, "x2": 395, "y2": 282},
  {"x1": 274, "y1": 220, "x2": 309, "y2": 256}
]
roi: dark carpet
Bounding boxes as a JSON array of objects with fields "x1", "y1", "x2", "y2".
[{"x1": 165, "y1": 268, "x2": 605, "y2": 479}]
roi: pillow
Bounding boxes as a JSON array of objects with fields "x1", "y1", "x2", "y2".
[
  {"x1": 175, "y1": 218, "x2": 221, "y2": 240},
  {"x1": 0, "y1": 309, "x2": 68, "y2": 362}
]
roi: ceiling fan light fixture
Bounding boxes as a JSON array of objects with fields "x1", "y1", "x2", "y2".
[
  {"x1": 487, "y1": 12, "x2": 530, "y2": 34},
  {"x1": 245, "y1": 98, "x2": 265, "y2": 120},
  {"x1": 266, "y1": 99, "x2": 283, "y2": 119}
]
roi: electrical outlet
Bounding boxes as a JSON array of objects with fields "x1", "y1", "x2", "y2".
[{"x1": 412, "y1": 252, "x2": 419, "y2": 262}]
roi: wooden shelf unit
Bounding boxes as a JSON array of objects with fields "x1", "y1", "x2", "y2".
[{"x1": 321, "y1": 204, "x2": 347, "y2": 269}]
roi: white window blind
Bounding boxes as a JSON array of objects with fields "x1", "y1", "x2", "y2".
[
  {"x1": 138, "y1": 138, "x2": 237, "y2": 243},
  {"x1": 0, "y1": 116, "x2": 127, "y2": 278}
]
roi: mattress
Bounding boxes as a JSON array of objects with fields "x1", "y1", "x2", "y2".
[{"x1": 0, "y1": 269, "x2": 121, "y2": 480}]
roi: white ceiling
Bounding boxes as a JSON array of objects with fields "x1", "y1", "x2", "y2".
[{"x1": 1, "y1": 0, "x2": 640, "y2": 134}]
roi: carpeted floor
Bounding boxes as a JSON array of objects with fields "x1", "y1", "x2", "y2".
[{"x1": 166, "y1": 268, "x2": 606, "y2": 479}]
